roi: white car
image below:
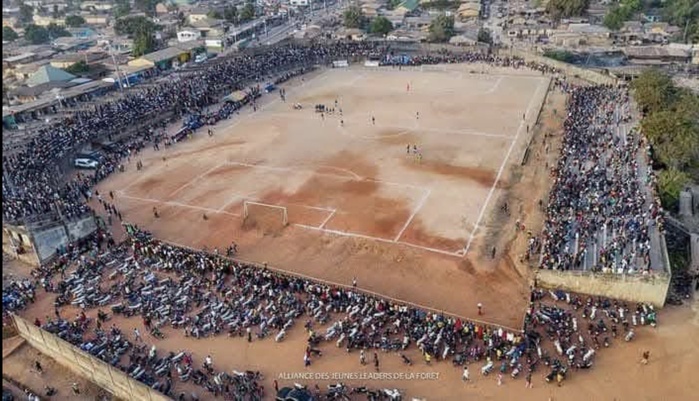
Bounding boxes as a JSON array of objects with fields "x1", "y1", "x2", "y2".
[
  {"x1": 74, "y1": 158, "x2": 99, "y2": 169},
  {"x1": 194, "y1": 53, "x2": 208, "y2": 63}
]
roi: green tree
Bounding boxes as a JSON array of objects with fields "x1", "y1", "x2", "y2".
[
  {"x1": 603, "y1": 6, "x2": 626, "y2": 30},
  {"x1": 113, "y1": 0, "x2": 132, "y2": 18},
  {"x1": 240, "y1": 2, "x2": 256, "y2": 22},
  {"x1": 369, "y1": 16, "x2": 393, "y2": 36},
  {"x1": 546, "y1": 0, "x2": 590, "y2": 21},
  {"x1": 115, "y1": 16, "x2": 157, "y2": 36},
  {"x1": 135, "y1": 0, "x2": 157, "y2": 17},
  {"x1": 477, "y1": 27, "x2": 492, "y2": 44},
  {"x1": 19, "y1": 3, "x2": 34, "y2": 25},
  {"x1": 224, "y1": 6, "x2": 238, "y2": 24},
  {"x1": 643, "y1": 110, "x2": 699, "y2": 170},
  {"x1": 65, "y1": 14, "x2": 86, "y2": 27},
  {"x1": 386, "y1": 0, "x2": 402, "y2": 10},
  {"x1": 64, "y1": 60, "x2": 90, "y2": 74},
  {"x1": 132, "y1": 31, "x2": 155, "y2": 57},
  {"x1": 24, "y1": 24, "x2": 49, "y2": 44},
  {"x1": 428, "y1": 14, "x2": 455, "y2": 42},
  {"x1": 662, "y1": 0, "x2": 699, "y2": 43},
  {"x1": 657, "y1": 168, "x2": 691, "y2": 211},
  {"x1": 46, "y1": 23, "x2": 71, "y2": 38},
  {"x1": 631, "y1": 69, "x2": 675, "y2": 115},
  {"x1": 207, "y1": 10, "x2": 223, "y2": 19},
  {"x1": 2, "y1": 26, "x2": 19, "y2": 42},
  {"x1": 343, "y1": 5, "x2": 365, "y2": 29}
]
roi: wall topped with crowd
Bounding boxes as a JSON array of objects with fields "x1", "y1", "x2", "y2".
[{"x1": 11, "y1": 313, "x2": 170, "y2": 401}]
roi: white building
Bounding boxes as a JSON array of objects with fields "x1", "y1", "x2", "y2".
[{"x1": 177, "y1": 29, "x2": 202, "y2": 43}]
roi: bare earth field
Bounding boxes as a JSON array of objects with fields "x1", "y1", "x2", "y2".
[{"x1": 97, "y1": 66, "x2": 550, "y2": 328}]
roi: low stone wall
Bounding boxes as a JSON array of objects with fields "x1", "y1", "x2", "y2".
[
  {"x1": 536, "y1": 268, "x2": 671, "y2": 307},
  {"x1": 11, "y1": 314, "x2": 171, "y2": 401}
]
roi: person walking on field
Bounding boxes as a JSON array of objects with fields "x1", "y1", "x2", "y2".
[
  {"x1": 360, "y1": 349, "x2": 366, "y2": 365},
  {"x1": 373, "y1": 352, "x2": 380, "y2": 371},
  {"x1": 525, "y1": 372, "x2": 533, "y2": 388},
  {"x1": 462, "y1": 366, "x2": 469, "y2": 382},
  {"x1": 477, "y1": 303, "x2": 483, "y2": 316},
  {"x1": 641, "y1": 350, "x2": 650, "y2": 365}
]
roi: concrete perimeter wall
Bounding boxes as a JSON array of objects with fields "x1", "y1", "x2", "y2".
[
  {"x1": 31, "y1": 215, "x2": 97, "y2": 263},
  {"x1": 11, "y1": 314, "x2": 171, "y2": 401},
  {"x1": 536, "y1": 269, "x2": 671, "y2": 307}
]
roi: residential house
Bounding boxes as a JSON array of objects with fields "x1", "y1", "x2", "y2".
[
  {"x1": 644, "y1": 22, "x2": 681, "y2": 43},
  {"x1": 404, "y1": 15, "x2": 433, "y2": 30},
  {"x1": 177, "y1": 29, "x2": 202, "y2": 43},
  {"x1": 550, "y1": 23, "x2": 611, "y2": 47},
  {"x1": 80, "y1": 1, "x2": 114, "y2": 11},
  {"x1": 128, "y1": 46, "x2": 193, "y2": 70},
  {"x1": 49, "y1": 52, "x2": 105, "y2": 69},
  {"x1": 3, "y1": 16, "x2": 19, "y2": 28},
  {"x1": 189, "y1": 18, "x2": 227, "y2": 38},
  {"x1": 335, "y1": 28, "x2": 366, "y2": 41},
  {"x1": 187, "y1": 8, "x2": 210, "y2": 24},
  {"x1": 52, "y1": 37, "x2": 97, "y2": 52},
  {"x1": 67, "y1": 27, "x2": 99, "y2": 39},
  {"x1": 25, "y1": 65, "x2": 76, "y2": 87},
  {"x1": 616, "y1": 21, "x2": 644, "y2": 44},
  {"x1": 155, "y1": 3, "x2": 170, "y2": 15},
  {"x1": 361, "y1": 2, "x2": 381, "y2": 18},
  {"x1": 693, "y1": 46, "x2": 699, "y2": 65},
  {"x1": 457, "y1": 2, "x2": 481, "y2": 20},
  {"x1": 395, "y1": 0, "x2": 420, "y2": 15},
  {"x1": 81, "y1": 14, "x2": 109, "y2": 25},
  {"x1": 625, "y1": 45, "x2": 691, "y2": 64},
  {"x1": 32, "y1": 14, "x2": 65, "y2": 26}
]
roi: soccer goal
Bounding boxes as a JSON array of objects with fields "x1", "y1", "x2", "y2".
[{"x1": 242, "y1": 201, "x2": 288, "y2": 226}]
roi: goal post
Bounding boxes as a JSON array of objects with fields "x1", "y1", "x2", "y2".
[{"x1": 242, "y1": 201, "x2": 288, "y2": 226}]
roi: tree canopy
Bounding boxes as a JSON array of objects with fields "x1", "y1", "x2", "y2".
[
  {"x1": 65, "y1": 14, "x2": 86, "y2": 27},
  {"x1": 633, "y1": 69, "x2": 699, "y2": 209},
  {"x1": 343, "y1": 5, "x2": 365, "y2": 29},
  {"x1": 113, "y1": 0, "x2": 132, "y2": 19},
  {"x1": 19, "y1": 3, "x2": 34, "y2": 25},
  {"x1": 3, "y1": 26, "x2": 19, "y2": 42},
  {"x1": 46, "y1": 23, "x2": 71, "y2": 38},
  {"x1": 224, "y1": 6, "x2": 238, "y2": 24},
  {"x1": 24, "y1": 24, "x2": 49, "y2": 44},
  {"x1": 240, "y1": 2, "x2": 256, "y2": 22},
  {"x1": 115, "y1": 16, "x2": 157, "y2": 37},
  {"x1": 369, "y1": 16, "x2": 393, "y2": 36},
  {"x1": 546, "y1": 0, "x2": 590, "y2": 21},
  {"x1": 477, "y1": 27, "x2": 493, "y2": 44},
  {"x1": 662, "y1": 0, "x2": 699, "y2": 43},
  {"x1": 428, "y1": 14, "x2": 455, "y2": 42},
  {"x1": 603, "y1": 0, "x2": 642, "y2": 31},
  {"x1": 64, "y1": 60, "x2": 90, "y2": 74},
  {"x1": 135, "y1": 0, "x2": 158, "y2": 17}
]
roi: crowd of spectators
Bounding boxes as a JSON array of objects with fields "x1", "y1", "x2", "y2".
[{"x1": 531, "y1": 85, "x2": 663, "y2": 273}]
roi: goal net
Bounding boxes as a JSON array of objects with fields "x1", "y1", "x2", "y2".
[{"x1": 242, "y1": 201, "x2": 288, "y2": 229}]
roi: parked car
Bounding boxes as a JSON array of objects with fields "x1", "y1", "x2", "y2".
[{"x1": 74, "y1": 158, "x2": 99, "y2": 169}]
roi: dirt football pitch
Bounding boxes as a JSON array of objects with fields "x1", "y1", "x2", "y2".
[{"x1": 98, "y1": 65, "x2": 550, "y2": 329}]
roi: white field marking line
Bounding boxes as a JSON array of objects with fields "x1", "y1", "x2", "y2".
[
  {"x1": 167, "y1": 162, "x2": 225, "y2": 198},
  {"x1": 463, "y1": 77, "x2": 550, "y2": 255},
  {"x1": 394, "y1": 188, "x2": 432, "y2": 242},
  {"x1": 119, "y1": 193, "x2": 241, "y2": 217},
  {"x1": 295, "y1": 224, "x2": 461, "y2": 257},
  {"x1": 485, "y1": 76, "x2": 504, "y2": 94},
  {"x1": 224, "y1": 161, "x2": 427, "y2": 191},
  {"x1": 216, "y1": 191, "x2": 259, "y2": 212},
  {"x1": 318, "y1": 209, "x2": 337, "y2": 229}
]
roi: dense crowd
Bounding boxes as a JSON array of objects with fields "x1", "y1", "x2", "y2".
[
  {"x1": 10, "y1": 224, "x2": 657, "y2": 400},
  {"x1": 531, "y1": 85, "x2": 663, "y2": 273},
  {"x1": 2, "y1": 42, "x2": 382, "y2": 225}
]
